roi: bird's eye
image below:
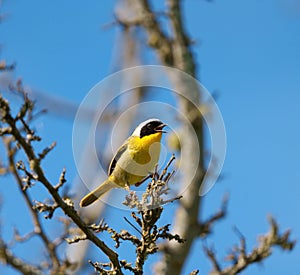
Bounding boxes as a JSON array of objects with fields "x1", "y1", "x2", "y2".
[{"x1": 147, "y1": 124, "x2": 152, "y2": 129}]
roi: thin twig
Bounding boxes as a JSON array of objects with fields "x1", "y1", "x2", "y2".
[{"x1": 124, "y1": 217, "x2": 142, "y2": 235}]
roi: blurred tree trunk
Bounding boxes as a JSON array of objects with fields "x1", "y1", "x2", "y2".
[{"x1": 115, "y1": 1, "x2": 205, "y2": 274}]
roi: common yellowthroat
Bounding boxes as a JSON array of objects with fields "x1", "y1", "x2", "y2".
[{"x1": 80, "y1": 119, "x2": 167, "y2": 207}]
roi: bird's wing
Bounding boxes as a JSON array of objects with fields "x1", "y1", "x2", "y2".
[{"x1": 108, "y1": 141, "x2": 128, "y2": 176}]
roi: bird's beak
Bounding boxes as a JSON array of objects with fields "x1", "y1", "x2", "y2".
[{"x1": 155, "y1": 123, "x2": 167, "y2": 133}]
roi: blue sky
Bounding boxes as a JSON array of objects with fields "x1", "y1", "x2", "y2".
[{"x1": 1, "y1": 0, "x2": 300, "y2": 274}]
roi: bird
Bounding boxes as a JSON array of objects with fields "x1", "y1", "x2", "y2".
[{"x1": 80, "y1": 118, "x2": 167, "y2": 207}]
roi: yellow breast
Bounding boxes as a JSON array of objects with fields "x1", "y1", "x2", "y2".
[{"x1": 128, "y1": 133, "x2": 162, "y2": 164}]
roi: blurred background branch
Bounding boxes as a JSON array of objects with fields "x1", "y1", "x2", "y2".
[{"x1": 205, "y1": 217, "x2": 295, "y2": 275}]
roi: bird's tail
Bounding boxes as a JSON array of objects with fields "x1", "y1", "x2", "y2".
[{"x1": 80, "y1": 180, "x2": 117, "y2": 207}]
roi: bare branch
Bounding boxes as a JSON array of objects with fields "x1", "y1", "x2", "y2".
[
  {"x1": 89, "y1": 260, "x2": 115, "y2": 275},
  {"x1": 0, "y1": 239, "x2": 42, "y2": 275},
  {"x1": 12, "y1": 228, "x2": 36, "y2": 244},
  {"x1": 38, "y1": 141, "x2": 56, "y2": 161},
  {"x1": 32, "y1": 200, "x2": 59, "y2": 219},
  {"x1": 205, "y1": 217, "x2": 296, "y2": 275},
  {"x1": 5, "y1": 139, "x2": 61, "y2": 270},
  {"x1": 203, "y1": 245, "x2": 222, "y2": 273},
  {"x1": 198, "y1": 195, "x2": 228, "y2": 237},
  {"x1": 54, "y1": 168, "x2": 67, "y2": 190},
  {"x1": 0, "y1": 94, "x2": 123, "y2": 274},
  {"x1": 65, "y1": 235, "x2": 88, "y2": 244}
]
